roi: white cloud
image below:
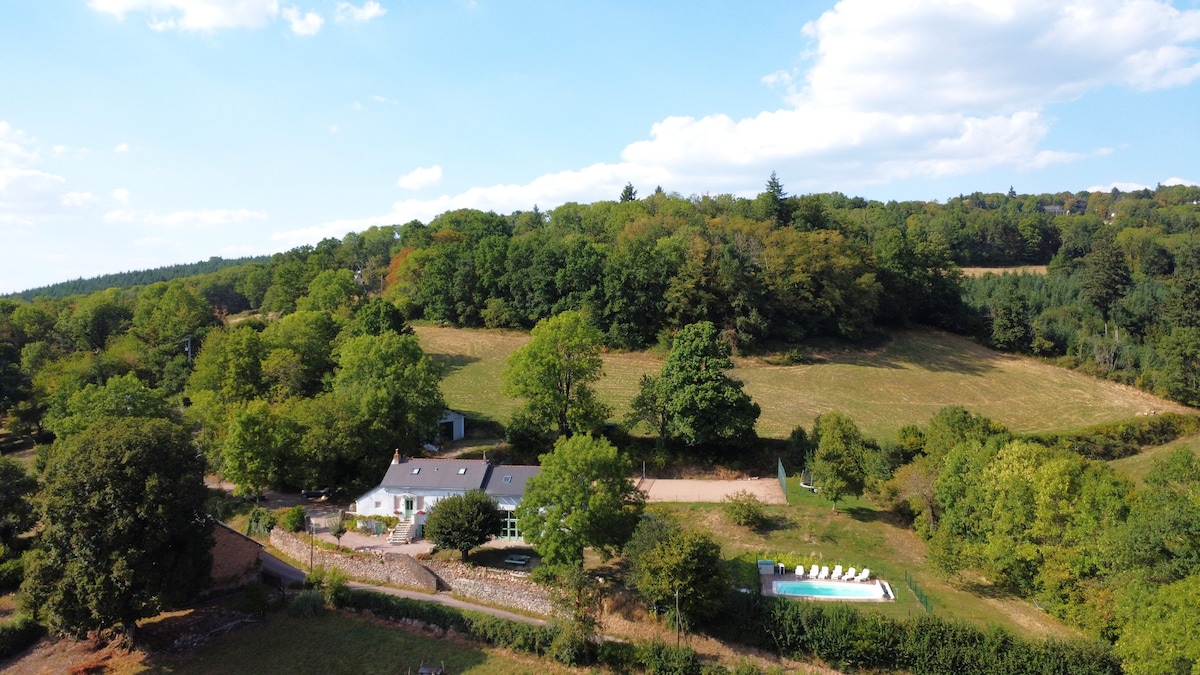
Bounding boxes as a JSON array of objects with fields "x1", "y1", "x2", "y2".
[
  {"x1": 336, "y1": 1, "x2": 385, "y2": 23},
  {"x1": 0, "y1": 122, "x2": 40, "y2": 168},
  {"x1": 89, "y1": 0, "x2": 281, "y2": 32},
  {"x1": 396, "y1": 165, "x2": 443, "y2": 190},
  {"x1": 113, "y1": 143, "x2": 130, "y2": 154},
  {"x1": 60, "y1": 192, "x2": 97, "y2": 209},
  {"x1": 103, "y1": 208, "x2": 268, "y2": 227},
  {"x1": 282, "y1": 6, "x2": 323, "y2": 35},
  {"x1": 1087, "y1": 181, "x2": 1153, "y2": 192},
  {"x1": 370, "y1": 94, "x2": 395, "y2": 104},
  {"x1": 353, "y1": 101, "x2": 363, "y2": 111},
  {"x1": 278, "y1": 0, "x2": 1200, "y2": 245},
  {"x1": 330, "y1": 124, "x2": 339, "y2": 134},
  {"x1": 1164, "y1": 177, "x2": 1199, "y2": 187},
  {"x1": 52, "y1": 145, "x2": 67, "y2": 155},
  {"x1": 113, "y1": 188, "x2": 131, "y2": 203}
]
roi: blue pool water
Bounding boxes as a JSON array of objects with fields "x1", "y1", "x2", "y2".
[{"x1": 772, "y1": 579, "x2": 886, "y2": 600}]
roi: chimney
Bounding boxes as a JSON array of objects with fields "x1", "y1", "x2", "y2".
[{"x1": 392, "y1": 450, "x2": 401, "y2": 465}]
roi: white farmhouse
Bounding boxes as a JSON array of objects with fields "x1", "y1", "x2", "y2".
[{"x1": 353, "y1": 451, "x2": 540, "y2": 542}]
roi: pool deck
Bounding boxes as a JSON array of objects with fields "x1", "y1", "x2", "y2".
[{"x1": 759, "y1": 572, "x2": 895, "y2": 602}]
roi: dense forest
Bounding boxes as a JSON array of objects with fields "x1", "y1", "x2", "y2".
[
  {"x1": 2, "y1": 178, "x2": 1200, "y2": 671},
  {"x1": 3, "y1": 255, "x2": 271, "y2": 302}
]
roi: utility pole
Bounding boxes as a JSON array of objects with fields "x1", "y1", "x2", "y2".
[{"x1": 675, "y1": 586, "x2": 681, "y2": 649}]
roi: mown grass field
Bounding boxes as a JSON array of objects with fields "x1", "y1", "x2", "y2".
[
  {"x1": 148, "y1": 611, "x2": 568, "y2": 675},
  {"x1": 417, "y1": 325, "x2": 1190, "y2": 441},
  {"x1": 1110, "y1": 432, "x2": 1200, "y2": 484}
]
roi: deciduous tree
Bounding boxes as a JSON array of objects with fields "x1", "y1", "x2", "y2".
[
  {"x1": 423, "y1": 490, "x2": 504, "y2": 562},
  {"x1": 515, "y1": 434, "x2": 643, "y2": 567},
  {"x1": 22, "y1": 417, "x2": 212, "y2": 639}
]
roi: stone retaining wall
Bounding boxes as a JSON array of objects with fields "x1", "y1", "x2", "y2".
[
  {"x1": 425, "y1": 560, "x2": 552, "y2": 616},
  {"x1": 269, "y1": 529, "x2": 439, "y2": 592}
]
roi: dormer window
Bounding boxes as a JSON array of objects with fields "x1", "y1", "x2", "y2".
[
  {"x1": 411, "y1": 468, "x2": 420, "y2": 474},
  {"x1": 457, "y1": 468, "x2": 467, "y2": 475},
  {"x1": 502, "y1": 475, "x2": 512, "y2": 483}
]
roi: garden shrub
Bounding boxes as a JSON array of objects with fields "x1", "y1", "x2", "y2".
[
  {"x1": 281, "y1": 505, "x2": 307, "y2": 533},
  {"x1": 0, "y1": 614, "x2": 44, "y2": 660},
  {"x1": 0, "y1": 556, "x2": 24, "y2": 592},
  {"x1": 245, "y1": 506, "x2": 276, "y2": 537},
  {"x1": 287, "y1": 589, "x2": 325, "y2": 618},
  {"x1": 721, "y1": 491, "x2": 766, "y2": 529},
  {"x1": 636, "y1": 640, "x2": 702, "y2": 675}
]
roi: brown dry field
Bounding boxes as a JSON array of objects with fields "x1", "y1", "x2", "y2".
[
  {"x1": 640, "y1": 478, "x2": 787, "y2": 504},
  {"x1": 416, "y1": 325, "x2": 1192, "y2": 441},
  {"x1": 960, "y1": 265, "x2": 1048, "y2": 277}
]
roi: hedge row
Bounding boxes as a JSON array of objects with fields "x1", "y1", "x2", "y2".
[
  {"x1": 707, "y1": 592, "x2": 1119, "y2": 675},
  {"x1": 1026, "y1": 412, "x2": 1200, "y2": 460},
  {"x1": 0, "y1": 614, "x2": 44, "y2": 661},
  {"x1": 0, "y1": 557, "x2": 23, "y2": 593}
]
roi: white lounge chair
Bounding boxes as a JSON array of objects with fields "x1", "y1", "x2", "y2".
[
  {"x1": 818, "y1": 566, "x2": 830, "y2": 579},
  {"x1": 854, "y1": 568, "x2": 870, "y2": 582},
  {"x1": 808, "y1": 564, "x2": 819, "y2": 579},
  {"x1": 831, "y1": 565, "x2": 843, "y2": 580},
  {"x1": 842, "y1": 567, "x2": 857, "y2": 581}
]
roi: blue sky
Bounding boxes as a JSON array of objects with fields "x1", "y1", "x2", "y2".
[{"x1": 2, "y1": 0, "x2": 1199, "y2": 294}]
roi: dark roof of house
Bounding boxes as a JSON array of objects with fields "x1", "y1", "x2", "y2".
[
  {"x1": 379, "y1": 457, "x2": 490, "y2": 491},
  {"x1": 372, "y1": 455, "x2": 542, "y2": 497},
  {"x1": 483, "y1": 465, "x2": 541, "y2": 498}
]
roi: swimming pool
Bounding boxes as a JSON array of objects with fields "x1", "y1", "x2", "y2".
[{"x1": 772, "y1": 579, "x2": 888, "y2": 600}]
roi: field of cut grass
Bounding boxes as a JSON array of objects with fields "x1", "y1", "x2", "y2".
[
  {"x1": 655, "y1": 486, "x2": 1082, "y2": 642},
  {"x1": 1110, "y1": 433, "x2": 1200, "y2": 484},
  {"x1": 150, "y1": 611, "x2": 568, "y2": 675},
  {"x1": 416, "y1": 326, "x2": 1190, "y2": 441}
]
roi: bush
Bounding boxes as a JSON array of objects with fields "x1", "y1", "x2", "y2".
[
  {"x1": 245, "y1": 506, "x2": 276, "y2": 537},
  {"x1": 287, "y1": 589, "x2": 325, "y2": 618},
  {"x1": 721, "y1": 491, "x2": 766, "y2": 529},
  {"x1": 0, "y1": 556, "x2": 24, "y2": 593},
  {"x1": 281, "y1": 505, "x2": 307, "y2": 533},
  {"x1": 636, "y1": 640, "x2": 703, "y2": 675},
  {"x1": 0, "y1": 614, "x2": 45, "y2": 660},
  {"x1": 1027, "y1": 412, "x2": 1200, "y2": 460}
]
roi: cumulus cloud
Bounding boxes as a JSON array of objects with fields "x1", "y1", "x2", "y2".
[
  {"x1": 276, "y1": 0, "x2": 1200, "y2": 245},
  {"x1": 0, "y1": 122, "x2": 40, "y2": 168},
  {"x1": 282, "y1": 5, "x2": 323, "y2": 35},
  {"x1": 1164, "y1": 176, "x2": 1199, "y2": 187},
  {"x1": 89, "y1": 0, "x2": 281, "y2": 32},
  {"x1": 336, "y1": 1, "x2": 385, "y2": 23},
  {"x1": 396, "y1": 165, "x2": 443, "y2": 190},
  {"x1": 60, "y1": 192, "x2": 97, "y2": 209},
  {"x1": 113, "y1": 143, "x2": 130, "y2": 154},
  {"x1": 103, "y1": 208, "x2": 268, "y2": 227},
  {"x1": 113, "y1": 188, "x2": 131, "y2": 203}
]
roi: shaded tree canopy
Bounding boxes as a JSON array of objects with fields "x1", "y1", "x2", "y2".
[
  {"x1": 423, "y1": 490, "x2": 504, "y2": 562},
  {"x1": 22, "y1": 417, "x2": 213, "y2": 639}
]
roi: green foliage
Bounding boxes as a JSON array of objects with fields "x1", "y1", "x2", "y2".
[
  {"x1": 809, "y1": 411, "x2": 872, "y2": 509},
  {"x1": 287, "y1": 589, "x2": 326, "y2": 618},
  {"x1": 502, "y1": 310, "x2": 610, "y2": 438},
  {"x1": 282, "y1": 506, "x2": 307, "y2": 533},
  {"x1": 650, "y1": 321, "x2": 759, "y2": 451},
  {"x1": 624, "y1": 515, "x2": 728, "y2": 627},
  {"x1": 720, "y1": 490, "x2": 767, "y2": 530},
  {"x1": 21, "y1": 417, "x2": 213, "y2": 638},
  {"x1": 0, "y1": 555, "x2": 25, "y2": 592},
  {"x1": 44, "y1": 371, "x2": 174, "y2": 440},
  {"x1": 423, "y1": 490, "x2": 504, "y2": 562},
  {"x1": 0, "y1": 457, "x2": 36, "y2": 545},
  {"x1": 636, "y1": 640, "x2": 703, "y2": 675},
  {"x1": 1027, "y1": 412, "x2": 1200, "y2": 460},
  {"x1": 0, "y1": 614, "x2": 45, "y2": 660},
  {"x1": 5, "y1": 256, "x2": 268, "y2": 301},
  {"x1": 246, "y1": 507, "x2": 277, "y2": 537},
  {"x1": 546, "y1": 566, "x2": 601, "y2": 666},
  {"x1": 515, "y1": 434, "x2": 644, "y2": 567},
  {"x1": 1115, "y1": 573, "x2": 1200, "y2": 675}
]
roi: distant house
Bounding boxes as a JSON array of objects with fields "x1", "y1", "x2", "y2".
[
  {"x1": 353, "y1": 452, "x2": 540, "y2": 541},
  {"x1": 437, "y1": 409, "x2": 466, "y2": 442}
]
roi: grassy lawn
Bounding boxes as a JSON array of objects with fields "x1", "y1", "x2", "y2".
[
  {"x1": 147, "y1": 611, "x2": 568, "y2": 675},
  {"x1": 416, "y1": 325, "x2": 1189, "y2": 441},
  {"x1": 651, "y1": 482, "x2": 1082, "y2": 642},
  {"x1": 1110, "y1": 432, "x2": 1200, "y2": 484}
]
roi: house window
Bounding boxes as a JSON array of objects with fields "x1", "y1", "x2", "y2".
[
  {"x1": 502, "y1": 475, "x2": 512, "y2": 484},
  {"x1": 374, "y1": 501, "x2": 381, "y2": 509},
  {"x1": 501, "y1": 516, "x2": 520, "y2": 540}
]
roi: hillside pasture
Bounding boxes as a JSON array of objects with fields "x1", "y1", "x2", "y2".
[
  {"x1": 960, "y1": 265, "x2": 1048, "y2": 277},
  {"x1": 416, "y1": 326, "x2": 1189, "y2": 441},
  {"x1": 1110, "y1": 432, "x2": 1200, "y2": 484}
]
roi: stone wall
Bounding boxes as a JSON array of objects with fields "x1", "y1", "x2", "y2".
[
  {"x1": 269, "y1": 529, "x2": 439, "y2": 593},
  {"x1": 425, "y1": 560, "x2": 552, "y2": 616}
]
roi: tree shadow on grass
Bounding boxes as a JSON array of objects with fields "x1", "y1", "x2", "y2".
[
  {"x1": 817, "y1": 330, "x2": 999, "y2": 376},
  {"x1": 841, "y1": 505, "x2": 908, "y2": 527},
  {"x1": 430, "y1": 353, "x2": 480, "y2": 376}
]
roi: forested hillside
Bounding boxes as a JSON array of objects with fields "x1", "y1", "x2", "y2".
[{"x1": 4, "y1": 255, "x2": 271, "y2": 301}]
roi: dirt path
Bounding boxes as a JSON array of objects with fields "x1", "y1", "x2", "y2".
[{"x1": 640, "y1": 478, "x2": 787, "y2": 504}]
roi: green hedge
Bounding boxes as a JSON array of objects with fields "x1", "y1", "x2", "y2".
[
  {"x1": 0, "y1": 614, "x2": 44, "y2": 661},
  {"x1": 0, "y1": 557, "x2": 23, "y2": 593},
  {"x1": 1026, "y1": 412, "x2": 1200, "y2": 460},
  {"x1": 704, "y1": 592, "x2": 1119, "y2": 674}
]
